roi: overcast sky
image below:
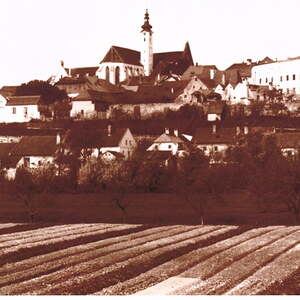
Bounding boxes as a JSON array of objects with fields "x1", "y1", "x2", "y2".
[{"x1": 1, "y1": 0, "x2": 300, "y2": 86}]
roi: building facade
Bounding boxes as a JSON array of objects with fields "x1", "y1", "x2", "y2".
[{"x1": 251, "y1": 57, "x2": 300, "y2": 95}]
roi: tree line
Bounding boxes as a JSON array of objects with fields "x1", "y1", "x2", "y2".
[{"x1": 1, "y1": 132, "x2": 300, "y2": 224}]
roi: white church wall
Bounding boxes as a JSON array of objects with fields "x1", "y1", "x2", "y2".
[{"x1": 96, "y1": 63, "x2": 144, "y2": 85}]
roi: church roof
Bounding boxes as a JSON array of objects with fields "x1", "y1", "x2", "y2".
[
  {"x1": 152, "y1": 42, "x2": 194, "y2": 76},
  {"x1": 100, "y1": 46, "x2": 142, "y2": 66}
]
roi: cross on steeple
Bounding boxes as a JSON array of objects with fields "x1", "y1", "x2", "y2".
[{"x1": 141, "y1": 9, "x2": 152, "y2": 32}]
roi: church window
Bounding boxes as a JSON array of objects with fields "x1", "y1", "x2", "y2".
[
  {"x1": 105, "y1": 66, "x2": 110, "y2": 82},
  {"x1": 115, "y1": 66, "x2": 120, "y2": 84},
  {"x1": 293, "y1": 74, "x2": 296, "y2": 80}
]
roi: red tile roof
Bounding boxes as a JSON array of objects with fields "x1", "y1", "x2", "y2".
[
  {"x1": 10, "y1": 136, "x2": 57, "y2": 156},
  {"x1": 192, "y1": 127, "x2": 236, "y2": 145}
]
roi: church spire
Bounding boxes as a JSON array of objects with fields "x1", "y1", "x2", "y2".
[{"x1": 141, "y1": 9, "x2": 152, "y2": 32}]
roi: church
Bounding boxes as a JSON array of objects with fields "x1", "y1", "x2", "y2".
[{"x1": 96, "y1": 10, "x2": 194, "y2": 85}]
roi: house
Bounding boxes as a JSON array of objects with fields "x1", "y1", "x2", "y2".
[
  {"x1": 67, "y1": 126, "x2": 137, "y2": 160},
  {"x1": 9, "y1": 135, "x2": 60, "y2": 169},
  {"x1": 177, "y1": 76, "x2": 217, "y2": 104},
  {"x1": 99, "y1": 150, "x2": 125, "y2": 162},
  {"x1": 251, "y1": 56, "x2": 300, "y2": 95},
  {"x1": 147, "y1": 128, "x2": 191, "y2": 156},
  {"x1": 192, "y1": 125, "x2": 249, "y2": 161},
  {"x1": 0, "y1": 95, "x2": 41, "y2": 123},
  {"x1": 0, "y1": 135, "x2": 60, "y2": 179}
]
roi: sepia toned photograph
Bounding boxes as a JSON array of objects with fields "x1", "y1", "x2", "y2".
[{"x1": 0, "y1": 0, "x2": 300, "y2": 296}]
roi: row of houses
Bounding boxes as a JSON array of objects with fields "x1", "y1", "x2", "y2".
[{"x1": 1, "y1": 124, "x2": 299, "y2": 180}]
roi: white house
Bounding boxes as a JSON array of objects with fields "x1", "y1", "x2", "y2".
[
  {"x1": 88, "y1": 127, "x2": 137, "y2": 160},
  {"x1": 0, "y1": 95, "x2": 41, "y2": 123},
  {"x1": 251, "y1": 57, "x2": 300, "y2": 95},
  {"x1": 147, "y1": 128, "x2": 190, "y2": 156}
]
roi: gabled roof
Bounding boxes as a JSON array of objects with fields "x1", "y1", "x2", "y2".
[
  {"x1": 192, "y1": 127, "x2": 236, "y2": 145},
  {"x1": 101, "y1": 46, "x2": 142, "y2": 66},
  {"x1": 181, "y1": 65, "x2": 218, "y2": 81},
  {"x1": 65, "y1": 67, "x2": 98, "y2": 77},
  {"x1": 101, "y1": 150, "x2": 125, "y2": 159},
  {"x1": 152, "y1": 42, "x2": 194, "y2": 76},
  {"x1": 9, "y1": 136, "x2": 57, "y2": 157},
  {"x1": 200, "y1": 78, "x2": 218, "y2": 89},
  {"x1": 6, "y1": 95, "x2": 41, "y2": 106},
  {"x1": 0, "y1": 86, "x2": 18, "y2": 97}
]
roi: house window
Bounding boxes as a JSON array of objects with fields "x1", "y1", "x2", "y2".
[
  {"x1": 155, "y1": 145, "x2": 158, "y2": 150},
  {"x1": 125, "y1": 140, "x2": 128, "y2": 145},
  {"x1": 12, "y1": 107, "x2": 16, "y2": 114},
  {"x1": 286, "y1": 75, "x2": 289, "y2": 81},
  {"x1": 202, "y1": 146, "x2": 207, "y2": 151},
  {"x1": 265, "y1": 78, "x2": 268, "y2": 83},
  {"x1": 293, "y1": 74, "x2": 296, "y2": 80},
  {"x1": 214, "y1": 146, "x2": 218, "y2": 151},
  {"x1": 259, "y1": 79, "x2": 262, "y2": 84},
  {"x1": 168, "y1": 145, "x2": 172, "y2": 149},
  {"x1": 293, "y1": 87, "x2": 296, "y2": 94},
  {"x1": 287, "y1": 88, "x2": 289, "y2": 94},
  {"x1": 24, "y1": 107, "x2": 28, "y2": 116},
  {"x1": 280, "y1": 76, "x2": 283, "y2": 82}
]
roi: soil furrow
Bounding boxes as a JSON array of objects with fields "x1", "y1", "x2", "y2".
[
  {"x1": 226, "y1": 234, "x2": 300, "y2": 295},
  {"x1": 102, "y1": 226, "x2": 273, "y2": 295},
  {"x1": 0, "y1": 225, "x2": 184, "y2": 287},
  {"x1": 179, "y1": 226, "x2": 296, "y2": 281},
  {"x1": 0, "y1": 225, "x2": 224, "y2": 294},
  {"x1": 181, "y1": 228, "x2": 300, "y2": 295},
  {"x1": 0, "y1": 223, "x2": 117, "y2": 245},
  {"x1": 35, "y1": 226, "x2": 235, "y2": 295},
  {"x1": 0, "y1": 224, "x2": 146, "y2": 267}
]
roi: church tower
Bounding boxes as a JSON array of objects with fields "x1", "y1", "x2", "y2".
[{"x1": 141, "y1": 9, "x2": 153, "y2": 76}]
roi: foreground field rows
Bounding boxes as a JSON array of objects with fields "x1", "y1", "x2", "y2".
[{"x1": 0, "y1": 223, "x2": 299, "y2": 295}]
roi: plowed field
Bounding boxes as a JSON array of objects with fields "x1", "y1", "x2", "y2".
[{"x1": 0, "y1": 223, "x2": 299, "y2": 295}]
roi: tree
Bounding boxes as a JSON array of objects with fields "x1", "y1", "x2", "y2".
[
  {"x1": 16, "y1": 80, "x2": 68, "y2": 106},
  {"x1": 175, "y1": 148, "x2": 210, "y2": 224},
  {"x1": 249, "y1": 100, "x2": 266, "y2": 118}
]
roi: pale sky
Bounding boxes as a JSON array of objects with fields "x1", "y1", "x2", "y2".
[{"x1": 1, "y1": 0, "x2": 300, "y2": 86}]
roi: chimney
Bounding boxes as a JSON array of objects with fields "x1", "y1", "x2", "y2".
[
  {"x1": 174, "y1": 129, "x2": 178, "y2": 137},
  {"x1": 212, "y1": 124, "x2": 217, "y2": 134},
  {"x1": 244, "y1": 126, "x2": 249, "y2": 135},
  {"x1": 165, "y1": 128, "x2": 170, "y2": 135},
  {"x1": 56, "y1": 133, "x2": 61, "y2": 145},
  {"x1": 236, "y1": 126, "x2": 241, "y2": 135},
  {"x1": 108, "y1": 124, "x2": 112, "y2": 136}
]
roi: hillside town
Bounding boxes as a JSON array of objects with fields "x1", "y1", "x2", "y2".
[{"x1": 1, "y1": 9, "x2": 300, "y2": 181}]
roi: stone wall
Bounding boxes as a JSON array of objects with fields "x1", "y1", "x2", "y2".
[{"x1": 108, "y1": 102, "x2": 183, "y2": 120}]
